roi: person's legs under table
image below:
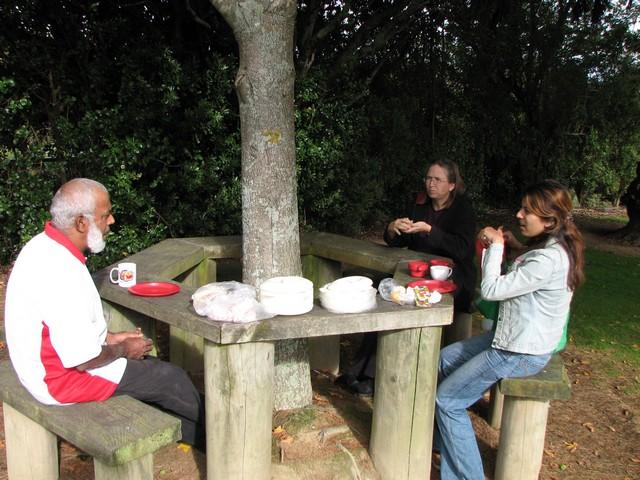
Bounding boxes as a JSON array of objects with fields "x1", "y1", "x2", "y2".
[{"x1": 114, "y1": 356, "x2": 206, "y2": 450}]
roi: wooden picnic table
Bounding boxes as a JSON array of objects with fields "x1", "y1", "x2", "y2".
[{"x1": 94, "y1": 232, "x2": 453, "y2": 480}]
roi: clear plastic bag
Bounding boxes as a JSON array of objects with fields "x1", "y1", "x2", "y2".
[
  {"x1": 378, "y1": 278, "x2": 415, "y2": 305},
  {"x1": 191, "y1": 281, "x2": 275, "y2": 323},
  {"x1": 378, "y1": 278, "x2": 442, "y2": 306}
]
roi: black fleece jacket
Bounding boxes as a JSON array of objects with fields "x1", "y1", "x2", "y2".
[{"x1": 383, "y1": 192, "x2": 477, "y2": 313}]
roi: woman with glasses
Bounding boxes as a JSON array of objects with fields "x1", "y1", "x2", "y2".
[
  {"x1": 385, "y1": 158, "x2": 477, "y2": 344},
  {"x1": 335, "y1": 159, "x2": 476, "y2": 397}
]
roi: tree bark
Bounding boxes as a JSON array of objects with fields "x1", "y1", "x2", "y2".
[{"x1": 210, "y1": 0, "x2": 312, "y2": 410}]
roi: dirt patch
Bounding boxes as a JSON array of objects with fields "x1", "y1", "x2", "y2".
[{"x1": 0, "y1": 210, "x2": 639, "y2": 479}]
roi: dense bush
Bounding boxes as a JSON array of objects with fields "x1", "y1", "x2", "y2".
[
  {"x1": 2, "y1": 1, "x2": 639, "y2": 266},
  {"x1": 0, "y1": 38, "x2": 241, "y2": 268}
]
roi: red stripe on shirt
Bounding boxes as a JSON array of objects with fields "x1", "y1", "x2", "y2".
[
  {"x1": 40, "y1": 323, "x2": 117, "y2": 403},
  {"x1": 44, "y1": 222, "x2": 86, "y2": 264}
]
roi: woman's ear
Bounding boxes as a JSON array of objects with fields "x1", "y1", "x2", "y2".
[{"x1": 544, "y1": 218, "x2": 557, "y2": 230}]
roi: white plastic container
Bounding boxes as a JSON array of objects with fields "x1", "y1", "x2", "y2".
[
  {"x1": 258, "y1": 276, "x2": 314, "y2": 316},
  {"x1": 319, "y1": 276, "x2": 377, "y2": 314}
]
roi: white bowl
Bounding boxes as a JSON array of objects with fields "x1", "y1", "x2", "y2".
[
  {"x1": 319, "y1": 276, "x2": 377, "y2": 313},
  {"x1": 259, "y1": 276, "x2": 314, "y2": 315}
]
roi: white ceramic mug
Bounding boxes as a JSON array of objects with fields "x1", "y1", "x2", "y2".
[
  {"x1": 109, "y1": 262, "x2": 137, "y2": 287},
  {"x1": 430, "y1": 265, "x2": 452, "y2": 281}
]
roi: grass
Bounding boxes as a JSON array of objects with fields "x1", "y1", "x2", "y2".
[{"x1": 570, "y1": 248, "x2": 640, "y2": 365}]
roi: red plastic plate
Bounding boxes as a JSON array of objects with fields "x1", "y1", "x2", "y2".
[
  {"x1": 406, "y1": 279, "x2": 457, "y2": 294},
  {"x1": 128, "y1": 282, "x2": 181, "y2": 297}
]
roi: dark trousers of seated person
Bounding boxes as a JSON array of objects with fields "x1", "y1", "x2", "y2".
[{"x1": 114, "y1": 356, "x2": 205, "y2": 451}]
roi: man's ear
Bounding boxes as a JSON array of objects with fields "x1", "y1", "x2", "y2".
[{"x1": 75, "y1": 215, "x2": 89, "y2": 234}]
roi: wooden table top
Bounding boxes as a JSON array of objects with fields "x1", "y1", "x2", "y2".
[{"x1": 94, "y1": 233, "x2": 454, "y2": 345}]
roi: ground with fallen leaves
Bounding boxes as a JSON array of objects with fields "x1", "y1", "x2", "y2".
[{"x1": 0, "y1": 209, "x2": 638, "y2": 479}]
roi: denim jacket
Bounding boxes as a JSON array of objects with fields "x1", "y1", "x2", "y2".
[{"x1": 480, "y1": 237, "x2": 572, "y2": 355}]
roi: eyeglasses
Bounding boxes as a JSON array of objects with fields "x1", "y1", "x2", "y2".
[{"x1": 425, "y1": 176, "x2": 447, "y2": 185}]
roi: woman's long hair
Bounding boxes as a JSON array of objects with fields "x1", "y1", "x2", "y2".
[{"x1": 522, "y1": 180, "x2": 585, "y2": 290}]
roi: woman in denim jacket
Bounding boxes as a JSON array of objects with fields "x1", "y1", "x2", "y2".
[{"x1": 435, "y1": 180, "x2": 585, "y2": 480}]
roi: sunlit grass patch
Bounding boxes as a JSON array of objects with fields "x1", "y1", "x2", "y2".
[{"x1": 571, "y1": 249, "x2": 640, "y2": 366}]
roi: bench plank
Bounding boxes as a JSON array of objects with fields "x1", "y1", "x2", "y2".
[
  {"x1": 498, "y1": 354, "x2": 571, "y2": 401},
  {"x1": 181, "y1": 235, "x2": 242, "y2": 259},
  {"x1": 0, "y1": 362, "x2": 181, "y2": 466},
  {"x1": 116, "y1": 238, "x2": 206, "y2": 280},
  {"x1": 303, "y1": 232, "x2": 424, "y2": 274}
]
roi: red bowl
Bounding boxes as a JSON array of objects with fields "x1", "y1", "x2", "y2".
[
  {"x1": 409, "y1": 269, "x2": 427, "y2": 278},
  {"x1": 408, "y1": 260, "x2": 428, "y2": 270},
  {"x1": 408, "y1": 260, "x2": 428, "y2": 277},
  {"x1": 430, "y1": 259, "x2": 452, "y2": 267}
]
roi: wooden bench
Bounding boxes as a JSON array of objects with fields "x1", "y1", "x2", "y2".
[
  {"x1": 0, "y1": 361, "x2": 181, "y2": 480},
  {"x1": 492, "y1": 354, "x2": 571, "y2": 480}
]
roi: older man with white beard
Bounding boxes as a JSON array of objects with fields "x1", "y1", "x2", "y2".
[{"x1": 4, "y1": 178, "x2": 205, "y2": 451}]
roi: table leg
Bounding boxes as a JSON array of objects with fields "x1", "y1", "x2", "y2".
[
  {"x1": 204, "y1": 339, "x2": 274, "y2": 480},
  {"x1": 370, "y1": 326, "x2": 441, "y2": 480}
]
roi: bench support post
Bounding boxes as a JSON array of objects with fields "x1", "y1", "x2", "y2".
[
  {"x1": 204, "y1": 339, "x2": 274, "y2": 480},
  {"x1": 4, "y1": 402, "x2": 59, "y2": 479},
  {"x1": 370, "y1": 326, "x2": 441, "y2": 480},
  {"x1": 488, "y1": 384, "x2": 505, "y2": 429},
  {"x1": 94, "y1": 453, "x2": 153, "y2": 480},
  {"x1": 494, "y1": 397, "x2": 549, "y2": 480},
  {"x1": 171, "y1": 258, "x2": 217, "y2": 373}
]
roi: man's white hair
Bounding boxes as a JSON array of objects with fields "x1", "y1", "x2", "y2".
[{"x1": 50, "y1": 178, "x2": 108, "y2": 230}]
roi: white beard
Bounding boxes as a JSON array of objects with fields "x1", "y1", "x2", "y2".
[{"x1": 87, "y1": 219, "x2": 106, "y2": 253}]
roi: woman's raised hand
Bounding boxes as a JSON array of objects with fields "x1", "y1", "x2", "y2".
[{"x1": 478, "y1": 226, "x2": 505, "y2": 246}]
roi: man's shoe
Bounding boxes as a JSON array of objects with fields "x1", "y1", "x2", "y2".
[
  {"x1": 335, "y1": 374, "x2": 359, "y2": 392},
  {"x1": 354, "y1": 378, "x2": 374, "y2": 397}
]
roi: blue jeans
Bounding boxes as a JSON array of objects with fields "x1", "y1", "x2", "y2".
[{"x1": 435, "y1": 332, "x2": 551, "y2": 480}]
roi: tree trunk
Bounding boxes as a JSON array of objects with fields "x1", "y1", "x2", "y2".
[
  {"x1": 210, "y1": 0, "x2": 312, "y2": 410},
  {"x1": 614, "y1": 161, "x2": 640, "y2": 246}
]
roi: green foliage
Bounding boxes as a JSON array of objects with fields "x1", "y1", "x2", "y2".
[
  {"x1": 0, "y1": 3, "x2": 241, "y2": 268},
  {"x1": 571, "y1": 249, "x2": 640, "y2": 365},
  {"x1": 295, "y1": 76, "x2": 381, "y2": 234},
  {"x1": 2, "y1": 0, "x2": 640, "y2": 267},
  {"x1": 0, "y1": 78, "x2": 64, "y2": 260}
]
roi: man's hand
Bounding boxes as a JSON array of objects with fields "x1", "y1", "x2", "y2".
[
  {"x1": 107, "y1": 328, "x2": 143, "y2": 345},
  {"x1": 76, "y1": 335, "x2": 153, "y2": 371},
  {"x1": 120, "y1": 336, "x2": 153, "y2": 360}
]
